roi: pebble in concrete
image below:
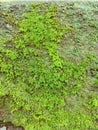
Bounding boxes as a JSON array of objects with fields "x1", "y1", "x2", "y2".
[{"x1": 0, "y1": 126, "x2": 6, "y2": 130}]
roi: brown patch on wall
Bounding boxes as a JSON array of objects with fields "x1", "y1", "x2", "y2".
[{"x1": 0, "y1": 121, "x2": 25, "y2": 130}]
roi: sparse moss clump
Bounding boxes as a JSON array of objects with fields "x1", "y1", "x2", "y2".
[{"x1": 0, "y1": 3, "x2": 98, "y2": 130}]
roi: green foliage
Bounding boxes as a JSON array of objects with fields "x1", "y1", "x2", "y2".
[{"x1": 0, "y1": 3, "x2": 97, "y2": 130}]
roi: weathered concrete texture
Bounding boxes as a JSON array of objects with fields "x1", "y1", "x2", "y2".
[
  {"x1": 1, "y1": 0, "x2": 97, "y2": 3},
  {"x1": 0, "y1": 0, "x2": 56, "y2": 2}
]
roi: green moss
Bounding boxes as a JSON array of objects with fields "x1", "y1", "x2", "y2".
[{"x1": 0, "y1": 3, "x2": 97, "y2": 130}]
